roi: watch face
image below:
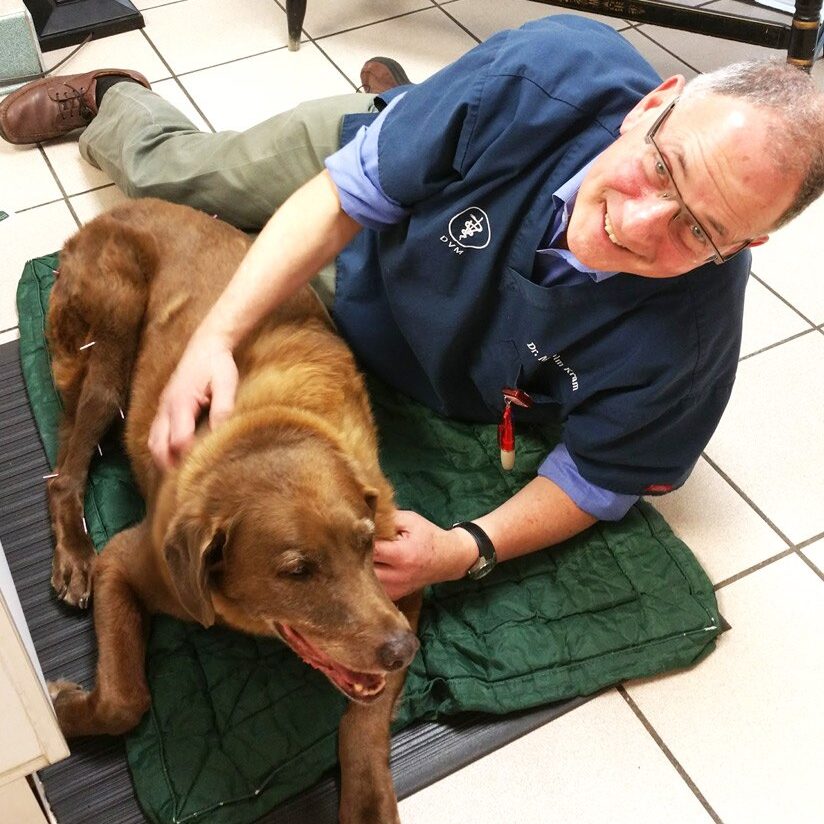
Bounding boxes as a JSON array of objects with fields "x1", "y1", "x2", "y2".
[{"x1": 469, "y1": 556, "x2": 495, "y2": 580}]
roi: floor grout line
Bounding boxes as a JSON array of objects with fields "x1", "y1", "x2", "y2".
[
  {"x1": 268, "y1": 0, "x2": 361, "y2": 92},
  {"x1": 309, "y1": 4, "x2": 460, "y2": 46},
  {"x1": 36, "y1": 146, "x2": 81, "y2": 228},
  {"x1": 797, "y1": 549, "x2": 824, "y2": 582},
  {"x1": 617, "y1": 687, "x2": 724, "y2": 823},
  {"x1": 140, "y1": 29, "x2": 216, "y2": 133},
  {"x1": 749, "y1": 270, "x2": 819, "y2": 329},
  {"x1": 629, "y1": 25, "x2": 702, "y2": 75},
  {"x1": 431, "y1": 3, "x2": 483, "y2": 44},
  {"x1": 795, "y1": 530, "x2": 824, "y2": 551},
  {"x1": 263, "y1": 0, "x2": 479, "y2": 93},
  {"x1": 172, "y1": 44, "x2": 294, "y2": 80},
  {"x1": 738, "y1": 327, "x2": 818, "y2": 363},
  {"x1": 14, "y1": 197, "x2": 67, "y2": 214},
  {"x1": 714, "y1": 547, "x2": 796, "y2": 589},
  {"x1": 700, "y1": 452, "x2": 794, "y2": 547}
]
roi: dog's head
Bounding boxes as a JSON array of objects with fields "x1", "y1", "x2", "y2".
[{"x1": 161, "y1": 421, "x2": 418, "y2": 703}]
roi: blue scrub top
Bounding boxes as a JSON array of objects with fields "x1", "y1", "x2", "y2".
[{"x1": 331, "y1": 16, "x2": 750, "y2": 497}]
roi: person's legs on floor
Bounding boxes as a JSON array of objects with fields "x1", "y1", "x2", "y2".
[{"x1": 80, "y1": 84, "x2": 377, "y2": 230}]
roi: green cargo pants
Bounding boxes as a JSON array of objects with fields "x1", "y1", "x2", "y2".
[{"x1": 79, "y1": 83, "x2": 378, "y2": 303}]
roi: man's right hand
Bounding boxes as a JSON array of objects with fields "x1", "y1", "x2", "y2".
[
  {"x1": 148, "y1": 333, "x2": 239, "y2": 470},
  {"x1": 147, "y1": 171, "x2": 361, "y2": 471}
]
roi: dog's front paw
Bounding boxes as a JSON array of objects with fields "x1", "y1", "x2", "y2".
[
  {"x1": 48, "y1": 679, "x2": 93, "y2": 737},
  {"x1": 48, "y1": 679, "x2": 86, "y2": 702},
  {"x1": 51, "y1": 546, "x2": 94, "y2": 609}
]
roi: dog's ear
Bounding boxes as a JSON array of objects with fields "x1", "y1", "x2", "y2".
[{"x1": 162, "y1": 515, "x2": 225, "y2": 628}]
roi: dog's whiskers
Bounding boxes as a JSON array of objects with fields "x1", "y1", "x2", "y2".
[{"x1": 79, "y1": 340, "x2": 96, "y2": 351}]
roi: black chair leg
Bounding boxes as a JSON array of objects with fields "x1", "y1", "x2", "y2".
[
  {"x1": 787, "y1": 0, "x2": 823, "y2": 70},
  {"x1": 286, "y1": 0, "x2": 307, "y2": 51}
]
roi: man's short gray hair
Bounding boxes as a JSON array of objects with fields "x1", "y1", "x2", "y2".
[{"x1": 681, "y1": 59, "x2": 824, "y2": 229}]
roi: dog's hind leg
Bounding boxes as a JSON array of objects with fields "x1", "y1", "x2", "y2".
[
  {"x1": 48, "y1": 348, "x2": 135, "y2": 608},
  {"x1": 337, "y1": 591, "x2": 423, "y2": 824},
  {"x1": 50, "y1": 524, "x2": 151, "y2": 737},
  {"x1": 47, "y1": 220, "x2": 156, "y2": 608}
]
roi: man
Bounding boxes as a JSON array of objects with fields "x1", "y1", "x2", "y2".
[{"x1": 4, "y1": 16, "x2": 823, "y2": 601}]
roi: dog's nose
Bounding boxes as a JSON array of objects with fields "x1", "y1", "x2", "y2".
[{"x1": 378, "y1": 632, "x2": 419, "y2": 671}]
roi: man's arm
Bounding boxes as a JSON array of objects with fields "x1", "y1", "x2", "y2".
[
  {"x1": 201, "y1": 170, "x2": 360, "y2": 347},
  {"x1": 148, "y1": 170, "x2": 361, "y2": 467},
  {"x1": 373, "y1": 476, "x2": 597, "y2": 601}
]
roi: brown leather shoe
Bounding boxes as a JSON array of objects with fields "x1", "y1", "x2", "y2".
[
  {"x1": 359, "y1": 57, "x2": 411, "y2": 95},
  {"x1": 0, "y1": 69, "x2": 150, "y2": 145}
]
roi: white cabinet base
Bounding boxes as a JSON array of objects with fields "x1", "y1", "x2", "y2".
[{"x1": 0, "y1": 776, "x2": 50, "y2": 824}]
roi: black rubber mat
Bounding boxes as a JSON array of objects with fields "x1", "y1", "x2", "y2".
[{"x1": 0, "y1": 338, "x2": 590, "y2": 824}]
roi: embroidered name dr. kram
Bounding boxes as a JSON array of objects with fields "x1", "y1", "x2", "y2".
[
  {"x1": 442, "y1": 207, "x2": 492, "y2": 253},
  {"x1": 528, "y1": 342, "x2": 579, "y2": 392}
]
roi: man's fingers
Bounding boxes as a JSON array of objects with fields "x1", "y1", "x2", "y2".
[
  {"x1": 167, "y1": 398, "x2": 198, "y2": 461},
  {"x1": 373, "y1": 535, "x2": 407, "y2": 564},
  {"x1": 391, "y1": 509, "x2": 424, "y2": 534},
  {"x1": 373, "y1": 562, "x2": 405, "y2": 601},
  {"x1": 148, "y1": 407, "x2": 173, "y2": 470},
  {"x1": 208, "y1": 362, "x2": 238, "y2": 430}
]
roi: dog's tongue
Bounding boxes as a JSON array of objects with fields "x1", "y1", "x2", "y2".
[{"x1": 276, "y1": 624, "x2": 386, "y2": 702}]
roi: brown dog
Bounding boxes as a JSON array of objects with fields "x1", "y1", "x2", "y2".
[{"x1": 44, "y1": 198, "x2": 420, "y2": 824}]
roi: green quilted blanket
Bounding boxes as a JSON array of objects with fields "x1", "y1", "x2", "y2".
[{"x1": 18, "y1": 254, "x2": 720, "y2": 824}]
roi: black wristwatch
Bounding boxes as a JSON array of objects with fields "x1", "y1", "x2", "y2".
[{"x1": 451, "y1": 521, "x2": 497, "y2": 580}]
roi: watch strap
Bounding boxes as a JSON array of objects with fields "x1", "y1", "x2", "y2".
[{"x1": 451, "y1": 521, "x2": 497, "y2": 579}]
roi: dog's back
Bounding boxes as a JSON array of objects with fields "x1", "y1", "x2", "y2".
[
  {"x1": 53, "y1": 200, "x2": 250, "y2": 490},
  {"x1": 51, "y1": 199, "x2": 349, "y2": 495}
]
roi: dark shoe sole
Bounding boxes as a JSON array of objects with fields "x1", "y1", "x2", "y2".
[{"x1": 364, "y1": 56, "x2": 411, "y2": 87}]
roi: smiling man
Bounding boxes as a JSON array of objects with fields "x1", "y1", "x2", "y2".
[
  {"x1": 3, "y1": 16, "x2": 823, "y2": 600},
  {"x1": 568, "y1": 76, "x2": 795, "y2": 276}
]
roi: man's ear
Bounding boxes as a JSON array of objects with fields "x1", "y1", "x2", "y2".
[
  {"x1": 162, "y1": 513, "x2": 226, "y2": 628},
  {"x1": 620, "y1": 75, "x2": 686, "y2": 135},
  {"x1": 747, "y1": 235, "x2": 769, "y2": 249}
]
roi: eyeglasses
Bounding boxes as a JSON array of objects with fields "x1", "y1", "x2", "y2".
[{"x1": 644, "y1": 97, "x2": 750, "y2": 265}]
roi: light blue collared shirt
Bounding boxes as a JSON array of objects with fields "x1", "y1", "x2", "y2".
[{"x1": 533, "y1": 159, "x2": 617, "y2": 286}]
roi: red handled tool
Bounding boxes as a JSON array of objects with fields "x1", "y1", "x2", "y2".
[{"x1": 498, "y1": 388, "x2": 532, "y2": 470}]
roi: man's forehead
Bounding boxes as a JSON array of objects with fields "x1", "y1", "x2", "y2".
[
  {"x1": 667, "y1": 93, "x2": 762, "y2": 141},
  {"x1": 660, "y1": 96, "x2": 792, "y2": 234}
]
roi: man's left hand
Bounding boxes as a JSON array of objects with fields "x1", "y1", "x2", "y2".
[{"x1": 373, "y1": 510, "x2": 479, "y2": 601}]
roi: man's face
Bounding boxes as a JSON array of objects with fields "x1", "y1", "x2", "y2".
[{"x1": 567, "y1": 78, "x2": 801, "y2": 278}]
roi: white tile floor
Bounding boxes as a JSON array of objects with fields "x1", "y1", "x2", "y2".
[{"x1": 2, "y1": 1, "x2": 824, "y2": 822}]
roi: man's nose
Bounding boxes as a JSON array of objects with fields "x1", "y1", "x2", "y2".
[{"x1": 622, "y1": 192, "x2": 678, "y2": 242}]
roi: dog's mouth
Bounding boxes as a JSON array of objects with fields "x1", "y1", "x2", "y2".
[{"x1": 275, "y1": 623, "x2": 387, "y2": 704}]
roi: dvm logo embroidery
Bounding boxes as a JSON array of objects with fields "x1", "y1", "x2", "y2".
[{"x1": 447, "y1": 207, "x2": 491, "y2": 250}]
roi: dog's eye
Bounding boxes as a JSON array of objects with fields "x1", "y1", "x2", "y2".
[{"x1": 280, "y1": 561, "x2": 313, "y2": 580}]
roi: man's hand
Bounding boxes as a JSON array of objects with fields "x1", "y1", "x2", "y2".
[
  {"x1": 373, "y1": 510, "x2": 479, "y2": 601},
  {"x1": 148, "y1": 333, "x2": 238, "y2": 469}
]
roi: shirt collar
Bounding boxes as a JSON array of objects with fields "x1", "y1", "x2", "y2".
[{"x1": 543, "y1": 158, "x2": 616, "y2": 283}]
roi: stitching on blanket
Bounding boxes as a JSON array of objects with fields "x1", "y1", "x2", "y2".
[{"x1": 146, "y1": 688, "x2": 181, "y2": 823}]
